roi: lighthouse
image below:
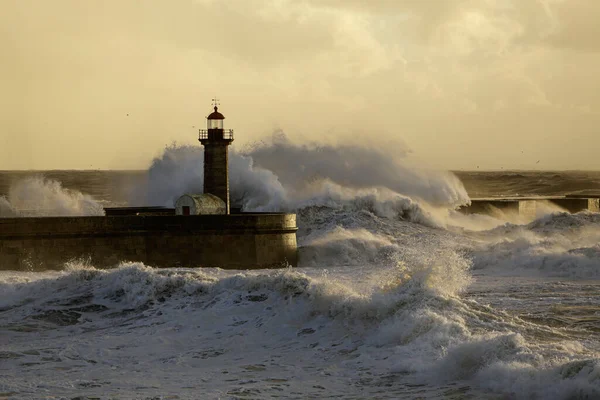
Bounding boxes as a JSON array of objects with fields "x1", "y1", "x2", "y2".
[{"x1": 199, "y1": 100, "x2": 234, "y2": 214}]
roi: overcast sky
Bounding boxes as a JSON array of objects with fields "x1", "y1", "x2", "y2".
[{"x1": 1, "y1": 0, "x2": 599, "y2": 170}]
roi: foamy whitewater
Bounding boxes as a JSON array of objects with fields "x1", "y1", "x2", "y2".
[
  {"x1": 1, "y1": 140, "x2": 599, "y2": 399},
  {"x1": 0, "y1": 177, "x2": 104, "y2": 217}
]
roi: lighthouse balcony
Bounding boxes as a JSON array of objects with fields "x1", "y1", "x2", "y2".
[{"x1": 199, "y1": 129, "x2": 234, "y2": 141}]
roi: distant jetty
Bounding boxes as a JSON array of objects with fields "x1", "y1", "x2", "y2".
[{"x1": 460, "y1": 195, "x2": 600, "y2": 218}]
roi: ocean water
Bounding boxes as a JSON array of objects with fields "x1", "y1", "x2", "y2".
[{"x1": 1, "y1": 144, "x2": 600, "y2": 399}]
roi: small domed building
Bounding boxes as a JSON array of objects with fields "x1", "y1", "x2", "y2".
[{"x1": 175, "y1": 193, "x2": 225, "y2": 215}]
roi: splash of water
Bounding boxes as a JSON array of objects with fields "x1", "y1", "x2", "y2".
[
  {"x1": 246, "y1": 134, "x2": 470, "y2": 207},
  {"x1": 133, "y1": 138, "x2": 470, "y2": 227},
  {"x1": 471, "y1": 212, "x2": 600, "y2": 278},
  {"x1": 0, "y1": 196, "x2": 17, "y2": 217},
  {"x1": 2, "y1": 257, "x2": 596, "y2": 398},
  {"x1": 0, "y1": 176, "x2": 104, "y2": 217},
  {"x1": 132, "y1": 144, "x2": 288, "y2": 211}
]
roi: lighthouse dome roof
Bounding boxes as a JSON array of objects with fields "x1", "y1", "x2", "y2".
[{"x1": 207, "y1": 106, "x2": 225, "y2": 120}]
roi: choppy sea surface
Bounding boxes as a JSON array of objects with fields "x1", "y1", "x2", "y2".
[{"x1": 1, "y1": 156, "x2": 600, "y2": 399}]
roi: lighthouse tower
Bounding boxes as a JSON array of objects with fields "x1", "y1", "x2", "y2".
[{"x1": 199, "y1": 100, "x2": 234, "y2": 214}]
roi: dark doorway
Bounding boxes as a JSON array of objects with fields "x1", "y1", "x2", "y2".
[{"x1": 182, "y1": 206, "x2": 190, "y2": 216}]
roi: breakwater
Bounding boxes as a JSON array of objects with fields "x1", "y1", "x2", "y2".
[
  {"x1": 0, "y1": 214, "x2": 297, "y2": 270},
  {"x1": 460, "y1": 195, "x2": 600, "y2": 218}
]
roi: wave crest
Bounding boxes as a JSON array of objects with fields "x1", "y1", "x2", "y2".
[{"x1": 0, "y1": 176, "x2": 104, "y2": 217}]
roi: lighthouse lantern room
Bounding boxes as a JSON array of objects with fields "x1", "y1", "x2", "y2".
[{"x1": 207, "y1": 107, "x2": 224, "y2": 130}]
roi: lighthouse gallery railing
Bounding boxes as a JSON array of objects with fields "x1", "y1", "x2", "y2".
[{"x1": 198, "y1": 129, "x2": 234, "y2": 140}]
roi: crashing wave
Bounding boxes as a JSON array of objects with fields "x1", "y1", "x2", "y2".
[
  {"x1": 0, "y1": 176, "x2": 104, "y2": 217},
  {"x1": 133, "y1": 142, "x2": 469, "y2": 228},
  {"x1": 1, "y1": 260, "x2": 597, "y2": 398}
]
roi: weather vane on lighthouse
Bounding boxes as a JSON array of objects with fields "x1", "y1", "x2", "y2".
[{"x1": 199, "y1": 99, "x2": 234, "y2": 214}]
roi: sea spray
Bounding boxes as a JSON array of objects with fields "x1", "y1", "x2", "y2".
[
  {"x1": 471, "y1": 212, "x2": 600, "y2": 277},
  {"x1": 134, "y1": 144, "x2": 288, "y2": 211},
  {"x1": 0, "y1": 196, "x2": 17, "y2": 217},
  {"x1": 133, "y1": 141, "x2": 469, "y2": 226},
  {"x1": 246, "y1": 134, "x2": 470, "y2": 207},
  {"x1": 291, "y1": 180, "x2": 439, "y2": 226},
  {"x1": 0, "y1": 176, "x2": 104, "y2": 217}
]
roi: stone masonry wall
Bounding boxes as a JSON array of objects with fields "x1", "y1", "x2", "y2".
[{"x1": 0, "y1": 214, "x2": 297, "y2": 271}]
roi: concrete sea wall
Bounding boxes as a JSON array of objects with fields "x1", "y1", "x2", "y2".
[
  {"x1": 460, "y1": 196, "x2": 600, "y2": 217},
  {"x1": 0, "y1": 214, "x2": 297, "y2": 270}
]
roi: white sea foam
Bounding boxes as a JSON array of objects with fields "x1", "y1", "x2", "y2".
[
  {"x1": 246, "y1": 134, "x2": 470, "y2": 207},
  {"x1": 0, "y1": 176, "x2": 104, "y2": 217},
  {"x1": 132, "y1": 141, "x2": 469, "y2": 226},
  {"x1": 132, "y1": 144, "x2": 288, "y2": 211},
  {"x1": 471, "y1": 212, "x2": 600, "y2": 278},
  {"x1": 1, "y1": 254, "x2": 597, "y2": 399}
]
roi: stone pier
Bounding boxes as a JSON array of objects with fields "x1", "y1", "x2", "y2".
[
  {"x1": 0, "y1": 213, "x2": 298, "y2": 271},
  {"x1": 460, "y1": 195, "x2": 600, "y2": 217}
]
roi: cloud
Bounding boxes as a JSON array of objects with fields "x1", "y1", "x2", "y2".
[
  {"x1": 545, "y1": 0, "x2": 600, "y2": 52},
  {"x1": 1, "y1": 0, "x2": 600, "y2": 170}
]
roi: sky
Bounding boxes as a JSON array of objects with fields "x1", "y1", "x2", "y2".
[{"x1": 1, "y1": 0, "x2": 599, "y2": 170}]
